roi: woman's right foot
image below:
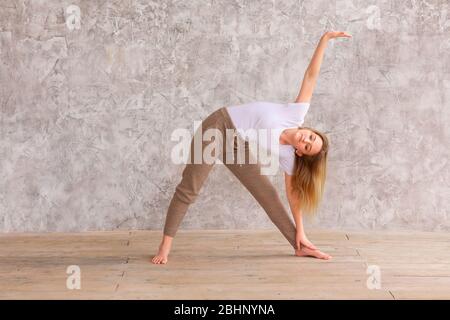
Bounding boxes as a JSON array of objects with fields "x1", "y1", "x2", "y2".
[{"x1": 151, "y1": 242, "x2": 171, "y2": 264}]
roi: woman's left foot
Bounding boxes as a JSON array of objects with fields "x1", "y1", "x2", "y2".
[
  {"x1": 151, "y1": 242, "x2": 171, "y2": 264},
  {"x1": 295, "y1": 246, "x2": 332, "y2": 260}
]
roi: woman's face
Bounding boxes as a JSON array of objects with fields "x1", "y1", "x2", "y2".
[{"x1": 293, "y1": 128, "x2": 323, "y2": 157}]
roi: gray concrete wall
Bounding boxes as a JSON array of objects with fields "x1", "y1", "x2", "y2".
[{"x1": 1, "y1": 0, "x2": 449, "y2": 233}]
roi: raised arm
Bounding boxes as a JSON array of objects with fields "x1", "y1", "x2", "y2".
[{"x1": 295, "y1": 31, "x2": 352, "y2": 104}]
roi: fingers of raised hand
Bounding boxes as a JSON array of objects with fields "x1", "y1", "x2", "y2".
[
  {"x1": 339, "y1": 31, "x2": 352, "y2": 38},
  {"x1": 328, "y1": 31, "x2": 352, "y2": 39}
]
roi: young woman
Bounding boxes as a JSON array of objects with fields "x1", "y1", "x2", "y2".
[{"x1": 152, "y1": 31, "x2": 352, "y2": 264}]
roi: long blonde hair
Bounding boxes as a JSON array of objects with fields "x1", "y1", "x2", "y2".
[{"x1": 291, "y1": 126, "x2": 329, "y2": 216}]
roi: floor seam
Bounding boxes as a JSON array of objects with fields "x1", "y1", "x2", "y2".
[
  {"x1": 389, "y1": 290, "x2": 396, "y2": 300},
  {"x1": 114, "y1": 232, "x2": 131, "y2": 294}
]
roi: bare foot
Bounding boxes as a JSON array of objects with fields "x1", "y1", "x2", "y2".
[
  {"x1": 295, "y1": 246, "x2": 332, "y2": 260},
  {"x1": 152, "y1": 235, "x2": 173, "y2": 264},
  {"x1": 152, "y1": 243, "x2": 170, "y2": 264}
]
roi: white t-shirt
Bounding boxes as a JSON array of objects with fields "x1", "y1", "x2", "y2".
[{"x1": 226, "y1": 101, "x2": 310, "y2": 175}]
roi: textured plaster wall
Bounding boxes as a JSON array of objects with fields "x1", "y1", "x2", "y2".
[{"x1": 0, "y1": 0, "x2": 449, "y2": 233}]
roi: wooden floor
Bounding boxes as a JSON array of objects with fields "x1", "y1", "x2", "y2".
[{"x1": 0, "y1": 229, "x2": 449, "y2": 300}]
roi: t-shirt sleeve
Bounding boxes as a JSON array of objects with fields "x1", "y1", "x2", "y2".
[
  {"x1": 288, "y1": 101, "x2": 310, "y2": 107},
  {"x1": 287, "y1": 102, "x2": 310, "y2": 122}
]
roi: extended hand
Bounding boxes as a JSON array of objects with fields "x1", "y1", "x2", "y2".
[
  {"x1": 295, "y1": 231, "x2": 318, "y2": 251},
  {"x1": 324, "y1": 31, "x2": 352, "y2": 40}
]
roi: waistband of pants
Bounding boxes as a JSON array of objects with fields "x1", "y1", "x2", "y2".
[{"x1": 218, "y1": 107, "x2": 237, "y2": 131}]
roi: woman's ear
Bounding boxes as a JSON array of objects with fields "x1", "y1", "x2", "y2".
[{"x1": 295, "y1": 149, "x2": 303, "y2": 157}]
